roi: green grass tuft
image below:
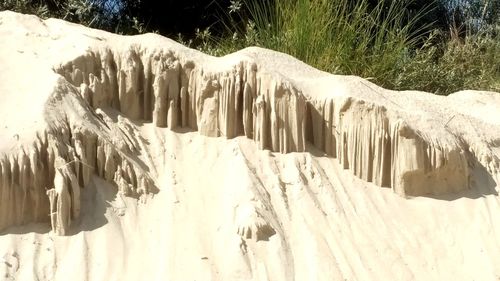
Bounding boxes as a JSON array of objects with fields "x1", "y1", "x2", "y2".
[{"x1": 201, "y1": 0, "x2": 499, "y2": 95}]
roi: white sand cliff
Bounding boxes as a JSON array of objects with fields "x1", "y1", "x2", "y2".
[{"x1": 0, "y1": 10, "x2": 499, "y2": 281}]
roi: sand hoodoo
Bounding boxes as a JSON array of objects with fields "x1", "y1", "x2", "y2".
[{"x1": 0, "y1": 11, "x2": 499, "y2": 281}]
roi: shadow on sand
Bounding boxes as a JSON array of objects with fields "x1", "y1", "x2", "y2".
[
  {"x1": 304, "y1": 142, "x2": 498, "y2": 201},
  {"x1": 1, "y1": 177, "x2": 119, "y2": 236}
]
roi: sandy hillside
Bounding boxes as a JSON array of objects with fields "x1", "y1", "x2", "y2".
[{"x1": 0, "y1": 11, "x2": 499, "y2": 281}]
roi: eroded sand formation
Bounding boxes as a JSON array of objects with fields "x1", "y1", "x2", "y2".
[
  {"x1": 0, "y1": 77, "x2": 156, "y2": 235},
  {"x1": 0, "y1": 11, "x2": 499, "y2": 281}
]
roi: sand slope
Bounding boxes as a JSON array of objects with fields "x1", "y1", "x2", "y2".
[{"x1": 0, "y1": 11, "x2": 499, "y2": 281}]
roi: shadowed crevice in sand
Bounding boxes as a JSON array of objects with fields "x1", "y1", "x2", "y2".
[
  {"x1": 0, "y1": 177, "x2": 112, "y2": 236},
  {"x1": 425, "y1": 160, "x2": 498, "y2": 200}
]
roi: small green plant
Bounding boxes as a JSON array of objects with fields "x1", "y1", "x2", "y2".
[
  {"x1": 0, "y1": 0, "x2": 143, "y2": 35},
  {"x1": 201, "y1": 0, "x2": 499, "y2": 95},
  {"x1": 396, "y1": 24, "x2": 500, "y2": 94},
  {"x1": 212, "y1": 0, "x2": 434, "y2": 89}
]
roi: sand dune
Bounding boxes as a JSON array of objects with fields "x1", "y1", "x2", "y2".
[{"x1": 0, "y1": 11, "x2": 499, "y2": 281}]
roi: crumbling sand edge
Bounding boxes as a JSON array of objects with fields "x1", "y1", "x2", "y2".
[{"x1": 0, "y1": 11, "x2": 498, "y2": 235}]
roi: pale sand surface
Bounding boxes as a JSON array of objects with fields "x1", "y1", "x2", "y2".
[{"x1": 0, "y1": 11, "x2": 499, "y2": 281}]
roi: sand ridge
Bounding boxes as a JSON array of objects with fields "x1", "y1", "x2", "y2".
[{"x1": 0, "y1": 11, "x2": 499, "y2": 281}]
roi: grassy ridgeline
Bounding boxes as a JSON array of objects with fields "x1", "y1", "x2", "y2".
[
  {"x1": 1, "y1": 0, "x2": 498, "y2": 94},
  {"x1": 200, "y1": 0, "x2": 499, "y2": 95}
]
